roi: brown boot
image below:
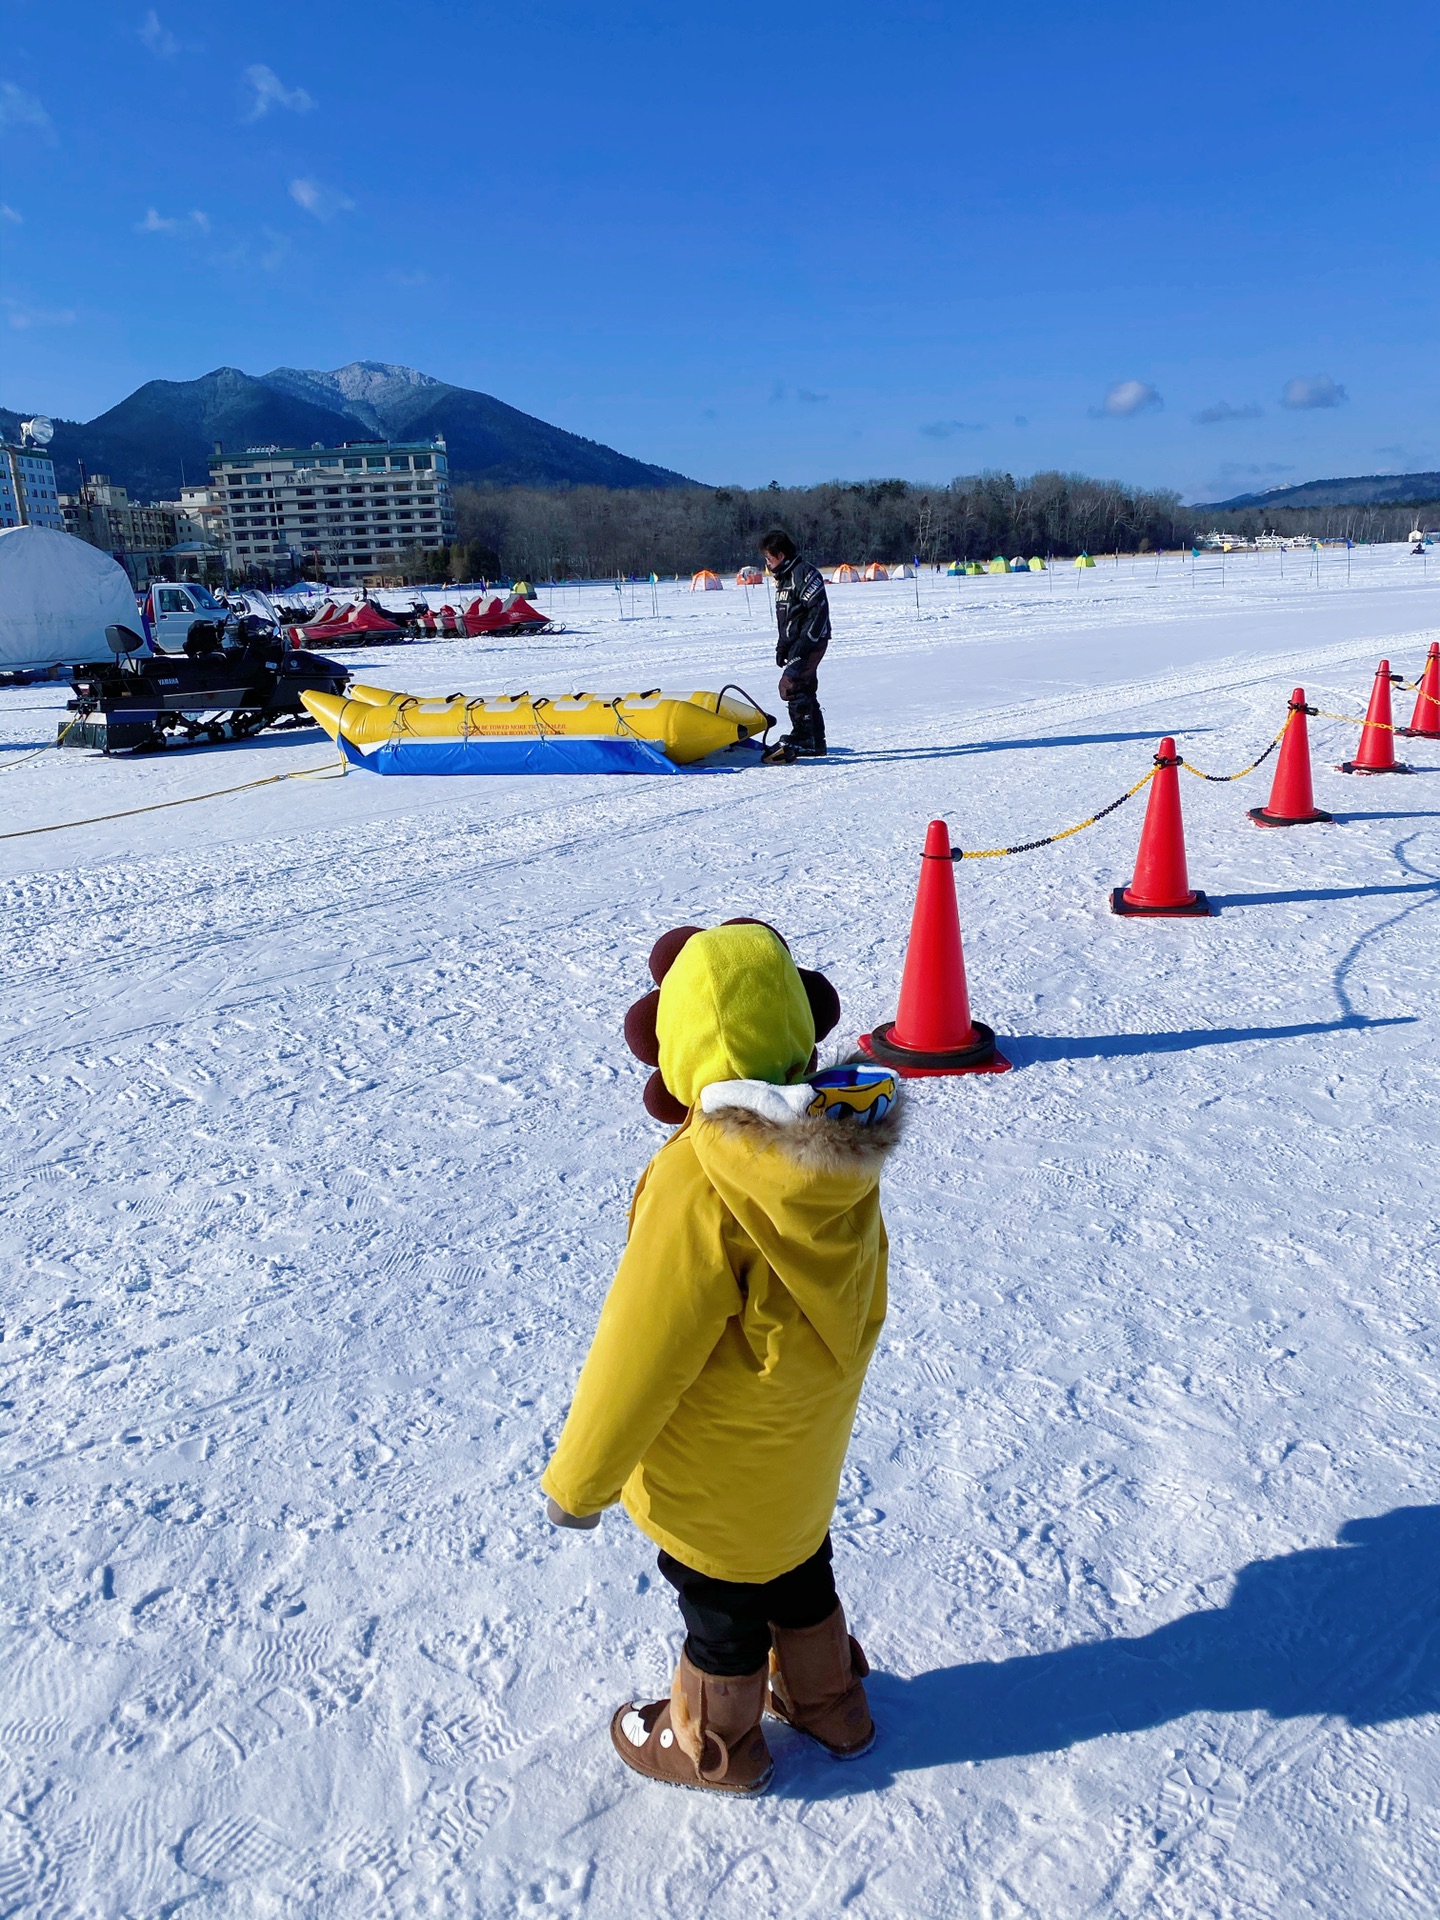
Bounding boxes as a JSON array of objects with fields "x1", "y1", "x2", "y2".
[
  {"x1": 610, "y1": 1651, "x2": 773, "y2": 1795},
  {"x1": 768, "y1": 1605, "x2": 875, "y2": 1758}
]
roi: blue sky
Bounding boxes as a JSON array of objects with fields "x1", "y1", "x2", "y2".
[{"x1": 2, "y1": 0, "x2": 1436, "y2": 500}]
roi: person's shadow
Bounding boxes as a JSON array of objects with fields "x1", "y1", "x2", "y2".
[{"x1": 801, "y1": 1507, "x2": 1440, "y2": 1788}]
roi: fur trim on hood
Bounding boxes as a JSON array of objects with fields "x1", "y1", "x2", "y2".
[{"x1": 697, "y1": 1087, "x2": 902, "y2": 1176}]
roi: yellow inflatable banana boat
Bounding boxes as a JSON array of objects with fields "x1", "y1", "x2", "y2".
[{"x1": 302, "y1": 683, "x2": 773, "y2": 775}]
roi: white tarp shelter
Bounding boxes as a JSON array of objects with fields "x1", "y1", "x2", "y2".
[{"x1": 0, "y1": 526, "x2": 139, "y2": 672}]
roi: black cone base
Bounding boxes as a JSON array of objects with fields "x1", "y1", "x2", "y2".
[
  {"x1": 858, "y1": 1019, "x2": 1011, "y2": 1076},
  {"x1": 1247, "y1": 806, "x2": 1332, "y2": 827},
  {"x1": 1110, "y1": 887, "x2": 1212, "y2": 918},
  {"x1": 1336, "y1": 761, "x2": 1412, "y2": 775}
]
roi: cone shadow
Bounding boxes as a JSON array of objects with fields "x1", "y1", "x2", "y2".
[
  {"x1": 1004, "y1": 1013, "x2": 1414, "y2": 1064},
  {"x1": 832, "y1": 730, "x2": 1192, "y2": 765},
  {"x1": 808, "y1": 1505, "x2": 1440, "y2": 1785},
  {"x1": 1329, "y1": 810, "x2": 1440, "y2": 823},
  {"x1": 1209, "y1": 880, "x2": 1440, "y2": 909}
]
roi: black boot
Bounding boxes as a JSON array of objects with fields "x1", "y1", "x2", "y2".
[{"x1": 786, "y1": 695, "x2": 827, "y2": 759}]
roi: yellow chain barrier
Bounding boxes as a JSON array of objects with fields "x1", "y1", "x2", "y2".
[
  {"x1": 1310, "y1": 708, "x2": 1404, "y2": 732},
  {"x1": 1178, "y1": 707, "x2": 1294, "y2": 782},
  {"x1": 956, "y1": 764, "x2": 1160, "y2": 859}
]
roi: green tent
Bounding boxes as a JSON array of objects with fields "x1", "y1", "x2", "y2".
[
  {"x1": 1074, "y1": 552, "x2": 1096, "y2": 569},
  {"x1": 987, "y1": 556, "x2": 1009, "y2": 574},
  {"x1": 1028, "y1": 556, "x2": 1046, "y2": 572}
]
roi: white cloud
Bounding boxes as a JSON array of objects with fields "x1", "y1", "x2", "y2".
[
  {"x1": 0, "y1": 203, "x2": 21, "y2": 224},
  {"x1": 139, "y1": 10, "x2": 181, "y2": 57},
  {"x1": 1194, "y1": 400, "x2": 1263, "y2": 425},
  {"x1": 919, "y1": 419, "x2": 984, "y2": 439},
  {"x1": 1280, "y1": 373, "x2": 1347, "y2": 410},
  {"x1": 0, "y1": 82, "x2": 53, "y2": 137},
  {"x1": 289, "y1": 177, "x2": 354, "y2": 220},
  {"x1": 136, "y1": 207, "x2": 210, "y2": 236},
  {"x1": 242, "y1": 64, "x2": 313, "y2": 121},
  {"x1": 3, "y1": 298, "x2": 76, "y2": 330},
  {"x1": 1094, "y1": 379, "x2": 1163, "y2": 418}
]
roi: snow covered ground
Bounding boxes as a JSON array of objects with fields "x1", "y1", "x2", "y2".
[{"x1": 1, "y1": 546, "x2": 1436, "y2": 1918}]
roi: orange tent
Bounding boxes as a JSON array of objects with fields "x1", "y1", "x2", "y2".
[
  {"x1": 863, "y1": 562, "x2": 889, "y2": 581},
  {"x1": 690, "y1": 570, "x2": 722, "y2": 591},
  {"x1": 735, "y1": 566, "x2": 764, "y2": 586},
  {"x1": 832, "y1": 564, "x2": 862, "y2": 584}
]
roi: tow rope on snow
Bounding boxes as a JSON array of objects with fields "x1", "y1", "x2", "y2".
[
  {"x1": 0, "y1": 713, "x2": 83, "y2": 773},
  {"x1": 0, "y1": 751, "x2": 347, "y2": 842}
]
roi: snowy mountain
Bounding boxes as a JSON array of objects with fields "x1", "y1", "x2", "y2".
[
  {"x1": 1203, "y1": 471, "x2": 1440, "y2": 510},
  {"x1": 0, "y1": 362, "x2": 698, "y2": 500},
  {"x1": 261, "y1": 361, "x2": 449, "y2": 437}
]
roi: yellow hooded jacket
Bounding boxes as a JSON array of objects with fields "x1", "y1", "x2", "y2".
[{"x1": 542, "y1": 925, "x2": 895, "y2": 1583}]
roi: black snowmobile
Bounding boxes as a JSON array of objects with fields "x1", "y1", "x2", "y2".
[{"x1": 66, "y1": 617, "x2": 349, "y2": 753}]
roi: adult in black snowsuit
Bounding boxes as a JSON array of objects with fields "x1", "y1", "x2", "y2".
[{"x1": 761, "y1": 528, "x2": 829, "y2": 762}]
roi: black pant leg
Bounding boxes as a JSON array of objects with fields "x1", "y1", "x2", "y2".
[
  {"x1": 657, "y1": 1537, "x2": 839, "y2": 1676},
  {"x1": 758, "y1": 1534, "x2": 838, "y2": 1630},
  {"x1": 778, "y1": 644, "x2": 827, "y2": 749}
]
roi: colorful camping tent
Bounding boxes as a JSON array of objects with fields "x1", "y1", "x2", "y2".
[
  {"x1": 832, "y1": 564, "x2": 862, "y2": 583},
  {"x1": 889, "y1": 561, "x2": 912, "y2": 579},
  {"x1": 965, "y1": 562, "x2": 983, "y2": 576},
  {"x1": 987, "y1": 557, "x2": 1009, "y2": 575},
  {"x1": 946, "y1": 561, "x2": 964, "y2": 575},
  {"x1": 1074, "y1": 552, "x2": 1096, "y2": 569},
  {"x1": 735, "y1": 566, "x2": 764, "y2": 586},
  {"x1": 690, "y1": 570, "x2": 722, "y2": 591},
  {"x1": 1028, "y1": 556, "x2": 1046, "y2": 572},
  {"x1": 863, "y1": 563, "x2": 889, "y2": 582}
]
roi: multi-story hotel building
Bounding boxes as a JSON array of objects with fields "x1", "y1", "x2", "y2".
[
  {"x1": 0, "y1": 443, "x2": 64, "y2": 531},
  {"x1": 209, "y1": 438, "x2": 456, "y2": 584}
]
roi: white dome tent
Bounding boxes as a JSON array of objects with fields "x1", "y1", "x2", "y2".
[{"x1": 0, "y1": 526, "x2": 139, "y2": 673}]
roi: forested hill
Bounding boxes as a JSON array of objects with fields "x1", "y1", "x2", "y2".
[
  {"x1": 0, "y1": 361, "x2": 697, "y2": 500},
  {"x1": 1204, "y1": 472, "x2": 1440, "y2": 510}
]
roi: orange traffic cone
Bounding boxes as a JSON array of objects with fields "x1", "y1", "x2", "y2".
[
  {"x1": 1401, "y1": 642, "x2": 1440, "y2": 740},
  {"x1": 1111, "y1": 738, "x2": 1211, "y2": 916},
  {"x1": 1248, "y1": 690, "x2": 1331, "y2": 827},
  {"x1": 858, "y1": 819, "x2": 1011, "y2": 1076},
  {"x1": 1338, "y1": 660, "x2": 1412, "y2": 774}
]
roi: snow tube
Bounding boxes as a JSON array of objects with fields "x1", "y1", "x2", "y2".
[
  {"x1": 301, "y1": 684, "x2": 772, "y2": 775},
  {"x1": 300, "y1": 603, "x2": 403, "y2": 642},
  {"x1": 461, "y1": 593, "x2": 552, "y2": 635}
]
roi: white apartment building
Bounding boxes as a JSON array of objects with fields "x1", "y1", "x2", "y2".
[
  {"x1": 0, "y1": 444, "x2": 64, "y2": 530},
  {"x1": 210, "y1": 438, "x2": 456, "y2": 584}
]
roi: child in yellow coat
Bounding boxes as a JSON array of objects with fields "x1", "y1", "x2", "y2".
[{"x1": 542, "y1": 919, "x2": 899, "y2": 1795}]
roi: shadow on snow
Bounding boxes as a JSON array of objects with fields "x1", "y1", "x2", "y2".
[
  {"x1": 781, "y1": 1506, "x2": 1440, "y2": 1792},
  {"x1": 1004, "y1": 1012, "x2": 1416, "y2": 1065}
]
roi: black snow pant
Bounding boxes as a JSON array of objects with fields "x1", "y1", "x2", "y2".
[
  {"x1": 657, "y1": 1534, "x2": 839, "y2": 1676},
  {"x1": 778, "y1": 642, "x2": 828, "y2": 750}
]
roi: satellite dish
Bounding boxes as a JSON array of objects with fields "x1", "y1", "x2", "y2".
[
  {"x1": 21, "y1": 417, "x2": 54, "y2": 447},
  {"x1": 105, "y1": 624, "x2": 146, "y2": 656}
]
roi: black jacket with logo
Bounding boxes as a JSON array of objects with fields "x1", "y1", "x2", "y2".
[{"x1": 773, "y1": 557, "x2": 832, "y2": 669}]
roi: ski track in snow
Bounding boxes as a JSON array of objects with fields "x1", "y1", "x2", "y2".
[{"x1": 0, "y1": 551, "x2": 1437, "y2": 1917}]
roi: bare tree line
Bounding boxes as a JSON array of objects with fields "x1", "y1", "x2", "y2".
[
  {"x1": 363, "y1": 475, "x2": 1439, "y2": 587},
  {"x1": 448, "y1": 472, "x2": 1198, "y2": 580}
]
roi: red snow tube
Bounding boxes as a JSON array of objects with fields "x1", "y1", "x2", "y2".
[
  {"x1": 348, "y1": 604, "x2": 402, "y2": 634},
  {"x1": 462, "y1": 595, "x2": 503, "y2": 635}
]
